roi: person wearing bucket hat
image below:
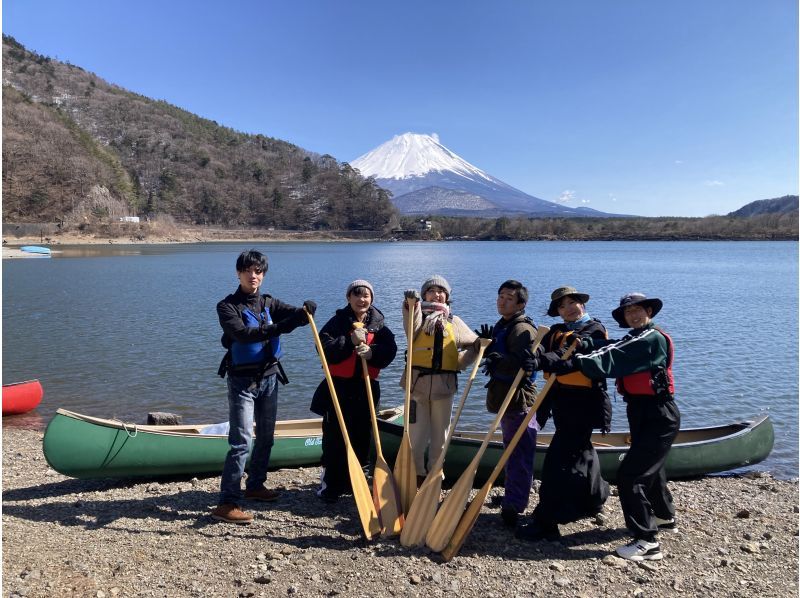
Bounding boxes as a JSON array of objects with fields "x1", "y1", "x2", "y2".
[
  {"x1": 515, "y1": 285, "x2": 611, "y2": 543},
  {"x1": 310, "y1": 280, "x2": 397, "y2": 503},
  {"x1": 528, "y1": 291, "x2": 680, "y2": 562},
  {"x1": 400, "y1": 275, "x2": 478, "y2": 485}
]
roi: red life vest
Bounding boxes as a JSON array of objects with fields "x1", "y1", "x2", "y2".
[
  {"x1": 615, "y1": 328, "x2": 674, "y2": 397},
  {"x1": 328, "y1": 331, "x2": 381, "y2": 379}
]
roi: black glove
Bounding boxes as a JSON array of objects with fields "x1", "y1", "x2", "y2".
[
  {"x1": 482, "y1": 351, "x2": 502, "y2": 376},
  {"x1": 303, "y1": 300, "x2": 317, "y2": 316},
  {"x1": 404, "y1": 289, "x2": 421, "y2": 301},
  {"x1": 522, "y1": 355, "x2": 540, "y2": 372},
  {"x1": 474, "y1": 323, "x2": 493, "y2": 340}
]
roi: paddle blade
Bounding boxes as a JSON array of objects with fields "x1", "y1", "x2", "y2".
[
  {"x1": 424, "y1": 464, "x2": 477, "y2": 552},
  {"x1": 346, "y1": 447, "x2": 381, "y2": 540},
  {"x1": 440, "y1": 489, "x2": 486, "y2": 561},
  {"x1": 399, "y1": 473, "x2": 443, "y2": 547},
  {"x1": 393, "y1": 432, "x2": 417, "y2": 515},
  {"x1": 372, "y1": 457, "x2": 404, "y2": 537}
]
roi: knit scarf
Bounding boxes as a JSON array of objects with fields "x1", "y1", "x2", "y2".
[
  {"x1": 565, "y1": 313, "x2": 591, "y2": 331},
  {"x1": 421, "y1": 301, "x2": 450, "y2": 337}
]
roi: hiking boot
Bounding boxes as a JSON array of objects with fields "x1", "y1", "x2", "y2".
[
  {"x1": 654, "y1": 516, "x2": 678, "y2": 533},
  {"x1": 244, "y1": 487, "x2": 280, "y2": 502},
  {"x1": 211, "y1": 503, "x2": 253, "y2": 524},
  {"x1": 500, "y1": 507, "x2": 519, "y2": 528},
  {"x1": 515, "y1": 522, "x2": 561, "y2": 542},
  {"x1": 616, "y1": 539, "x2": 662, "y2": 561}
]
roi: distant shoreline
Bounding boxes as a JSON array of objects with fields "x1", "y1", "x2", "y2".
[
  {"x1": 2, "y1": 223, "x2": 798, "y2": 255},
  {"x1": 3, "y1": 230, "x2": 797, "y2": 256}
]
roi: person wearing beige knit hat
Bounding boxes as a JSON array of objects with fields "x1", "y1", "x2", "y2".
[{"x1": 400, "y1": 275, "x2": 478, "y2": 485}]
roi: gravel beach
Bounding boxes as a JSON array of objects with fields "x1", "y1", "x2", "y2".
[{"x1": 3, "y1": 427, "x2": 797, "y2": 598}]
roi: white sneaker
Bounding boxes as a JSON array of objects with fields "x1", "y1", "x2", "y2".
[
  {"x1": 616, "y1": 539, "x2": 663, "y2": 561},
  {"x1": 654, "y1": 516, "x2": 678, "y2": 533}
]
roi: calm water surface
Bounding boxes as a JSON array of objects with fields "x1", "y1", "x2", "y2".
[{"x1": 3, "y1": 241, "x2": 797, "y2": 478}]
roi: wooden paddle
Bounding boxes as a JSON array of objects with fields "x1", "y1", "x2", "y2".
[
  {"x1": 400, "y1": 337, "x2": 493, "y2": 547},
  {"x1": 353, "y1": 323, "x2": 404, "y2": 537},
  {"x1": 393, "y1": 297, "x2": 418, "y2": 515},
  {"x1": 305, "y1": 308, "x2": 380, "y2": 540},
  {"x1": 425, "y1": 325, "x2": 550, "y2": 552},
  {"x1": 440, "y1": 339, "x2": 578, "y2": 561}
]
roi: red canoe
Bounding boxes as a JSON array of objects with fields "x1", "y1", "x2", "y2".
[{"x1": 2, "y1": 379, "x2": 44, "y2": 415}]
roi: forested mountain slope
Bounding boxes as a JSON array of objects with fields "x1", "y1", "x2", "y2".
[{"x1": 1, "y1": 36, "x2": 397, "y2": 231}]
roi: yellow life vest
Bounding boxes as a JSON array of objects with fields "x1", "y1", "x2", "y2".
[
  {"x1": 411, "y1": 320, "x2": 460, "y2": 372},
  {"x1": 543, "y1": 328, "x2": 596, "y2": 388}
]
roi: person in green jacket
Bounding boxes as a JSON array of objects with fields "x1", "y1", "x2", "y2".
[{"x1": 530, "y1": 292, "x2": 679, "y2": 562}]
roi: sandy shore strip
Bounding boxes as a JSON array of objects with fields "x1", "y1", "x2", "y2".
[{"x1": 2, "y1": 427, "x2": 797, "y2": 598}]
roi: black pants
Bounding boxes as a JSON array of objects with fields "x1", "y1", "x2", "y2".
[
  {"x1": 532, "y1": 413, "x2": 609, "y2": 528},
  {"x1": 617, "y1": 398, "x2": 680, "y2": 542},
  {"x1": 320, "y1": 378, "x2": 377, "y2": 495}
]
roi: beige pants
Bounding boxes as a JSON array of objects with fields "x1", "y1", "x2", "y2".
[{"x1": 407, "y1": 371, "x2": 457, "y2": 475}]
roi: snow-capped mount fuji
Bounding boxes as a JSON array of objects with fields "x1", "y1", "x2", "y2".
[{"x1": 351, "y1": 133, "x2": 609, "y2": 217}]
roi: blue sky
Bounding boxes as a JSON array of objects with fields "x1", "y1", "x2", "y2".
[{"x1": 3, "y1": 1, "x2": 797, "y2": 216}]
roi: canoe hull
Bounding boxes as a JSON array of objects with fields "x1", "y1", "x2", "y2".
[
  {"x1": 44, "y1": 412, "x2": 321, "y2": 479},
  {"x1": 43, "y1": 408, "x2": 401, "y2": 480},
  {"x1": 377, "y1": 414, "x2": 775, "y2": 486},
  {"x1": 2, "y1": 380, "x2": 44, "y2": 415}
]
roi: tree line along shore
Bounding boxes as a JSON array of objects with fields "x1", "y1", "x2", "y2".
[{"x1": 3, "y1": 210, "x2": 798, "y2": 247}]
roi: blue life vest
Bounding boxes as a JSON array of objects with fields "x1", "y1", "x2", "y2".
[
  {"x1": 231, "y1": 307, "x2": 282, "y2": 368},
  {"x1": 490, "y1": 320, "x2": 538, "y2": 384}
]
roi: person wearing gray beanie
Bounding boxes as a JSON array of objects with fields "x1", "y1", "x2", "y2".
[
  {"x1": 310, "y1": 279, "x2": 397, "y2": 504},
  {"x1": 400, "y1": 276, "x2": 478, "y2": 485},
  {"x1": 420, "y1": 275, "x2": 451, "y2": 302}
]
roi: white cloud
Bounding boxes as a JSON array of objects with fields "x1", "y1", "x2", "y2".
[
  {"x1": 608, "y1": 193, "x2": 618, "y2": 202},
  {"x1": 674, "y1": 160, "x2": 684, "y2": 165},
  {"x1": 704, "y1": 180, "x2": 724, "y2": 187},
  {"x1": 581, "y1": 199, "x2": 591, "y2": 204},
  {"x1": 557, "y1": 189, "x2": 576, "y2": 204},
  {"x1": 431, "y1": 133, "x2": 440, "y2": 143}
]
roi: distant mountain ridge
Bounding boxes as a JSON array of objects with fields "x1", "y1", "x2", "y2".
[
  {"x1": 352, "y1": 133, "x2": 619, "y2": 217},
  {"x1": 728, "y1": 195, "x2": 798, "y2": 217}
]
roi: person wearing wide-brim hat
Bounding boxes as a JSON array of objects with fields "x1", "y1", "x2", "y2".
[
  {"x1": 527, "y1": 291, "x2": 680, "y2": 562},
  {"x1": 310, "y1": 280, "x2": 398, "y2": 504},
  {"x1": 515, "y1": 285, "x2": 611, "y2": 542},
  {"x1": 400, "y1": 275, "x2": 479, "y2": 485}
]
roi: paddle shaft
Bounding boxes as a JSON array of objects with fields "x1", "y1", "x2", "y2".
[
  {"x1": 394, "y1": 297, "x2": 418, "y2": 514},
  {"x1": 304, "y1": 308, "x2": 380, "y2": 540},
  {"x1": 440, "y1": 339, "x2": 578, "y2": 560},
  {"x1": 399, "y1": 337, "x2": 492, "y2": 546}
]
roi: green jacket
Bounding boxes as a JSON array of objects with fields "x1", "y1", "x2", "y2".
[{"x1": 576, "y1": 323, "x2": 669, "y2": 380}]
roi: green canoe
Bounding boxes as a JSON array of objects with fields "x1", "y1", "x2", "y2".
[
  {"x1": 377, "y1": 412, "x2": 774, "y2": 485},
  {"x1": 43, "y1": 407, "x2": 403, "y2": 479}
]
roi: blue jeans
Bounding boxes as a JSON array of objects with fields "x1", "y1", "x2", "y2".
[{"x1": 219, "y1": 374, "x2": 278, "y2": 505}]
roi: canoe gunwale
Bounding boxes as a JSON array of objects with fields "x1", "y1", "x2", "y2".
[{"x1": 52, "y1": 406, "x2": 404, "y2": 439}]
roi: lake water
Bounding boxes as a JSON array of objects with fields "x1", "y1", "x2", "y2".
[{"x1": 3, "y1": 241, "x2": 798, "y2": 479}]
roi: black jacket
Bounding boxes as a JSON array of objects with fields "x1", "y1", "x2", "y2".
[
  {"x1": 216, "y1": 287, "x2": 307, "y2": 378},
  {"x1": 310, "y1": 305, "x2": 397, "y2": 415},
  {"x1": 535, "y1": 318, "x2": 612, "y2": 433}
]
